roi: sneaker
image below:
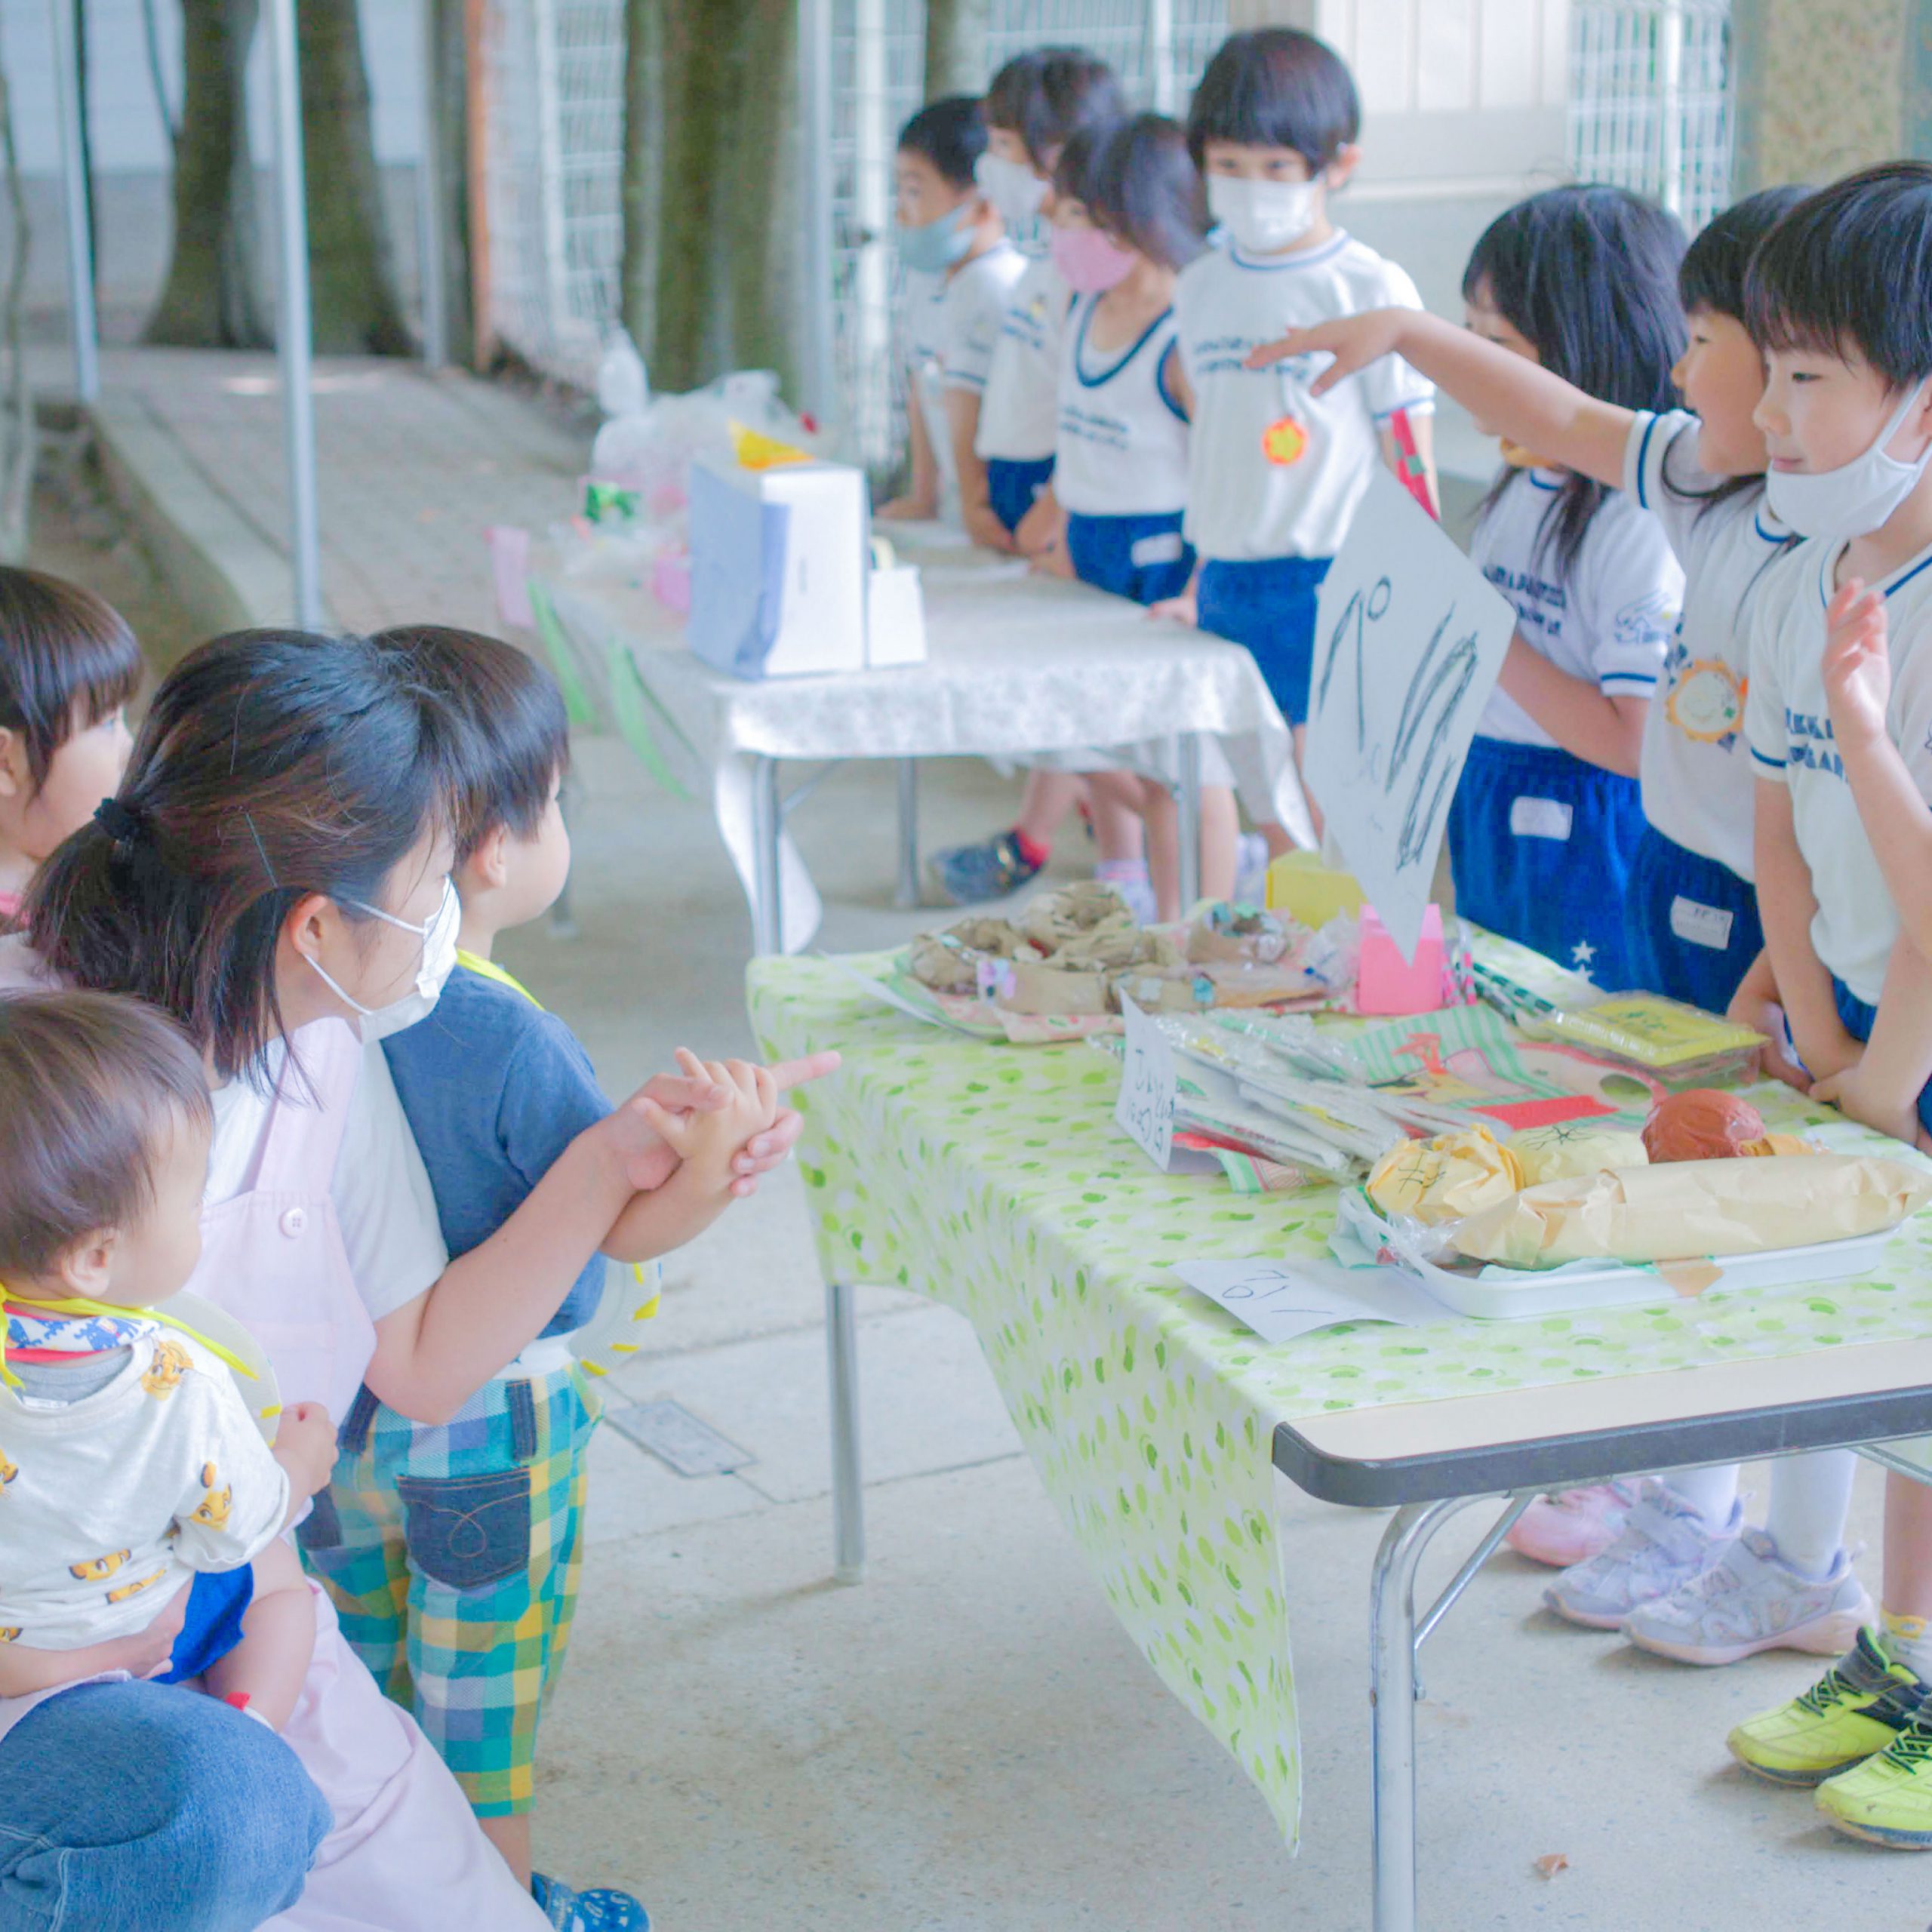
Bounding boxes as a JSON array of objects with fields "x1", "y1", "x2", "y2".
[
  {"x1": 1233, "y1": 832, "x2": 1270, "y2": 908},
  {"x1": 926, "y1": 829, "x2": 1043, "y2": 906},
  {"x1": 1542, "y1": 1478, "x2": 1739, "y2": 1629},
  {"x1": 1506, "y1": 1481, "x2": 1637, "y2": 1568},
  {"x1": 532, "y1": 1875, "x2": 651, "y2": 1931},
  {"x1": 1620, "y1": 1528, "x2": 1873, "y2": 1666},
  {"x1": 1816, "y1": 1703, "x2": 1932, "y2": 1847},
  {"x1": 1728, "y1": 1627, "x2": 1927, "y2": 1786}
]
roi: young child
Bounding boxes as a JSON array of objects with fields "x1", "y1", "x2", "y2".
[
  {"x1": 1159, "y1": 25, "x2": 1438, "y2": 831},
  {"x1": 0, "y1": 567, "x2": 138, "y2": 922},
  {"x1": 1720, "y1": 163, "x2": 1932, "y2": 1847},
  {"x1": 1437, "y1": 186, "x2": 1687, "y2": 989},
  {"x1": 878, "y1": 96, "x2": 1026, "y2": 550},
  {"x1": 0, "y1": 991, "x2": 337, "y2": 1730},
  {"x1": 304, "y1": 626, "x2": 780, "y2": 1903}
]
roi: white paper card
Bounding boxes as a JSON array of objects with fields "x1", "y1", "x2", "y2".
[
  {"x1": 1113, "y1": 995, "x2": 1176, "y2": 1169},
  {"x1": 1303, "y1": 466, "x2": 1516, "y2": 961},
  {"x1": 1172, "y1": 1256, "x2": 1453, "y2": 1345}
]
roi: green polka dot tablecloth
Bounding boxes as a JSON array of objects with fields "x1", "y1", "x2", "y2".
[{"x1": 749, "y1": 953, "x2": 1932, "y2": 1846}]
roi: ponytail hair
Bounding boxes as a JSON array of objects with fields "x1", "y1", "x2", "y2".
[{"x1": 24, "y1": 629, "x2": 466, "y2": 1081}]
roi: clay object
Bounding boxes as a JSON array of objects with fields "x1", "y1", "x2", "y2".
[{"x1": 1641, "y1": 1088, "x2": 1767, "y2": 1164}]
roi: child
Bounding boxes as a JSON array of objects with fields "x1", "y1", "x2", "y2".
[
  {"x1": 1722, "y1": 162, "x2": 1932, "y2": 1847},
  {"x1": 306, "y1": 626, "x2": 780, "y2": 1901},
  {"x1": 878, "y1": 96, "x2": 1026, "y2": 550},
  {"x1": 0, "y1": 991, "x2": 337, "y2": 1730},
  {"x1": 0, "y1": 567, "x2": 138, "y2": 922},
  {"x1": 1159, "y1": 25, "x2": 1438, "y2": 826}
]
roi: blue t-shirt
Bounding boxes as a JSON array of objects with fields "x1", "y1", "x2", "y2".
[{"x1": 382, "y1": 962, "x2": 610, "y2": 1338}]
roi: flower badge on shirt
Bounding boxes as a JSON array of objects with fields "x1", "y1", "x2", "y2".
[
  {"x1": 1666, "y1": 658, "x2": 1746, "y2": 745},
  {"x1": 1262, "y1": 416, "x2": 1310, "y2": 466}
]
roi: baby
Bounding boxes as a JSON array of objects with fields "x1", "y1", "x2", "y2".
[{"x1": 0, "y1": 992, "x2": 335, "y2": 1727}]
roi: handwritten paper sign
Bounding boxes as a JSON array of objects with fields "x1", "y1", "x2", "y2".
[
  {"x1": 1303, "y1": 465, "x2": 1515, "y2": 962},
  {"x1": 1113, "y1": 995, "x2": 1177, "y2": 1169},
  {"x1": 1171, "y1": 1256, "x2": 1449, "y2": 1345}
]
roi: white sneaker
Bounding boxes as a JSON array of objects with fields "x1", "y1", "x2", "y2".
[
  {"x1": 1094, "y1": 863, "x2": 1157, "y2": 926},
  {"x1": 1620, "y1": 1528, "x2": 1873, "y2": 1666},
  {"x1": 1234, "y1": 832, "x2": 1270, "y2": 907},
  {"x1": 1543, "y1": 1478, "x2": 1740, "y2": 1629}
]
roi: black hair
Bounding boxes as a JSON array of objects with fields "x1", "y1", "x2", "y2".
[
  {"x1": 0, "y1": 568, "x2": 142, "y2": 795},
  {"x1": 1066, "y1": 113, "x2": 1208, "y2": 275},
  {"x1": 1679, "y1": 184, "x2": 1810, "y2": 321},
  {"x1": 985, "y1": 48, "x2": 1126, "y2": 171},
  {"x1": 371, "y1": 626, "x2": 569, "y2": 866},
  {"x1": 1185, "y1": 29, "x2": 1358, "y2": 174},
  {"x1": 898, "y1": 96, "x2": 987, "y2": 192},
  {"x1": 1744, "y1": 162, "x2": 1932, "y2": 389},
  {"x1": 1465, "y1": 184, "x2": 1687, "y2": 574}
]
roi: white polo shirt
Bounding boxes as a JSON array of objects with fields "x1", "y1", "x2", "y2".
[
  {"x1": 976, "y1": 252, "x2": 1069, "y2": 463},
  {"x1": 1172, "y1": 230, "x2": 1433, "y2": 562},
  {"x1": 1744, "y1": 534, "x2": 1932, "y2": 1005},
  {"x1": 1054, "y1": 296, "x2": 1189, "y2": 519},
  {"x1": 1470, "y1": 469, "x2": 1682, "y2": 746}
]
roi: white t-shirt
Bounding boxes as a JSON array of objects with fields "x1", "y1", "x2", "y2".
[
  {"x1": 1624, "y1": 410, "x2": 1795, "y2": 879},
  {"x1": 1744, "y1": 535, "x2": 1932, "y2": 1004},
  {"x1": 1469, "y1": 469, "x2": 1683, "y2": 746},
  {"x1": 975, "y1": 251, "x2": 1069, "y2": 463},
  {"x1": 1054, "y1": 295, "x2": 1189, "y2": 519},
  {"x1": 1172, "y1": 230, "x2": 1434, "y2": 561},
  {"x1": 208, "y1": 1038, "x2": 448, "y2": 1325},
  {"x1": 0, "y1": 1331, "x2": 288, "y2": 1648}
]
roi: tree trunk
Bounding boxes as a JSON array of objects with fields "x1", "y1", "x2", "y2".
[
  {"x1": 723, "y1": 1, "x2": 798, "y2": 395},
  {"x1": 145, "y1": 0, "x2": 269, "y2": 347},
  {"x1": 617, "y1": 0, "x2": 659, "y2": 366},
  {"x1": 299, "y1": 0, "x2": 413, "y2": 355},
  {"x1": 427, "y1": 0, "x2": 475, "y2": 366},
  {"x1": 923, "y1": 0, "x2": 991, "y2": 98},
  {"x1": 0, "y1": 30, "x2": 34, "y2": 561}
]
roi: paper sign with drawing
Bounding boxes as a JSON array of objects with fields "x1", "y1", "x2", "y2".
[{"x1": 1303, "y1": 467, "x2": 1516, "y2": 962}]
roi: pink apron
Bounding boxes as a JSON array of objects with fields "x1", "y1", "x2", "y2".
[{"x1": 0, "y1": 977, "x2": 546, "y2": 1929}]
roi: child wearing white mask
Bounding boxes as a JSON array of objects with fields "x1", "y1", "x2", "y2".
[
  {"x1": 878, "y1": 96, "x2": 1026, "y2": 549},
  {"x1": 1158, "y1": 27, "x2": 1437, "y2": 832}
]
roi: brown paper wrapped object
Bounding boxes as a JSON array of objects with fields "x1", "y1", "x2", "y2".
[
  {"x1": 1368, "y1": 1128, "x2": 1527, "y2": 1225},
  {"x1": 907, "y1": 918, "x2": 1033, "y2": 993},
  {"x1": 997, "y1": 958, "x2": 1112, "y2": 1015},
  {"x1": 1449, "y1": 1153, "x2": 1932, "y2": 1269}
]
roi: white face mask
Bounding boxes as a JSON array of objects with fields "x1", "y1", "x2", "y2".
[
  {"x1": 1207, "y1": 174, "x2": 1321, "y2": 256},
  {"x1": 1764, "y1": 380, "x2": 1932, "y2": 540},
  {"x1": 974, "y1": 152, "x2": 1047, "y2": 232},
  {"x1": 304, "y1": 878, "x2": 460, "y2": 1044}
]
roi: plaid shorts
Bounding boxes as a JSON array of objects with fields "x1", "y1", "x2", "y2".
[{"x1": 297, "y1": 1360, "x2": 601, "y2": 1816}]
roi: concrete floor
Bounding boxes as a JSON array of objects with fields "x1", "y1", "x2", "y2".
[{"x1": 35, "y1": 378, "x2": 1931, "y2": 1931}]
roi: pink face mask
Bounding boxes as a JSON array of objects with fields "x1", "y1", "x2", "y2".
[{"x1": 1050, "y1": 225, "x2": 1138, "y2": 294}]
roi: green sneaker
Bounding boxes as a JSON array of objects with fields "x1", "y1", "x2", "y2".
[
  {"x1": 1727, "y1": 1627, "x2": 1927, "y2": 1787},
  {"x1": 1817, "y1": 1706, "x2": 1932, "y2": 1847}
]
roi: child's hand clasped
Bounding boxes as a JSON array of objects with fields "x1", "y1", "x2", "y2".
[{"x1": 637, "y1": 1058, "x2": 782, "y2": 1188}]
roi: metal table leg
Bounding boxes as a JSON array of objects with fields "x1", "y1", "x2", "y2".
[
  {"x1": 1174, "y1": 732, "x2": 1201, "y2": 910},
  {"x1": 895, "y1": 758, "x2": 920, "y2": 908},
  {"x1": 749, "y1": 755, "x2": 783, "y2": 955},
  {"x1": 826, "y1": 1280, "x2": 866, "y2": 1583}
]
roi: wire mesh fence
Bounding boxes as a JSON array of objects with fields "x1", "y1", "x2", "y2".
[{"x1": 1569, "y1": 0, "x2": 1733, "y2": 234}]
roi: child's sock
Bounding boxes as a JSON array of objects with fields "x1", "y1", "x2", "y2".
[
  {"x1": 1013, "y1": 829, "x2": 1051, "y2": 871},
  {"x1": 1882, "y1": 1609, "x2": 1932, "y2": 1682},
  {"x1": 1095, "y1": 859, "x2": 1155, "y2": 924},
  {"x1": 1658, "y1": 1463, "x2": 1740, "y2": 1534},
  {"x1": 1762, "y1": 1448, "x2": 1857, "y2": 1580}
]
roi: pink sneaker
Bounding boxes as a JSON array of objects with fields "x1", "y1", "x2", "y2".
[{"x1": 1506, "y1": 1481, "x2": 1637, "y2": 1568}]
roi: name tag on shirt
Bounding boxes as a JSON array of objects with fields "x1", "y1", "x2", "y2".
[
  {"x1": 1670, "y1": 895, "x2": 1734, "y2": 952},
  {"x1": 1509, "y1": 796, "x2": 1574, "y2": 841},
  {"x1": 1130, "y1": 531, "x2": 1186, "y2": 568}
]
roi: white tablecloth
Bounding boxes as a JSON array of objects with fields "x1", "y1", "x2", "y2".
[{"x1": 540, "y1": 526, "x2": 1311, "y2": 950}]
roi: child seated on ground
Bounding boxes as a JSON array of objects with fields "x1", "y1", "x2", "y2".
[
  {"x1": 0, "y1": 567, "x2": 138, "y2": 923},
  {"x1": 0, "y1": 991, "x2": 337, "y2": 1728},
  {"x1": 304, "y1": 625, "x2": 795, "y2": 1921}
]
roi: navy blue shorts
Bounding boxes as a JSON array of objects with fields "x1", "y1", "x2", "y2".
[
  {"x1": 1066, "y1": 510, "x2": 1195, "y2": 607},
  {"x1": 1833, "y1": 978, "x2": 1932, "y2": 1138},
  {"x1": 1624, "y1": 826, "x2": 1764, "y2": 1014},
  {"x1": 158, "y1": 1566, "x2": 255, "y2": 1684},
  {"x1": 986, "y1": 456, "x2": 1054, "y2": 537},
  {"x1": 1447, "y1": 734, "x2": 1647, "y2": 989},
  {"x1": 1195, "y1": 555, "x2": 1333, "y2": 726}
]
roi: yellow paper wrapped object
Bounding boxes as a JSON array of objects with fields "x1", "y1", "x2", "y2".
[
  {"x1": 1448, "y1": 1153, "x2": 1932, "y2": 1269},
  {"x1": 1265, "y1": 851, "x2": 1364, "y2": 928},
  {"x1": 730, "y1": 421, "x2": 814, "y2": 470},
  {"x1": 1509, "y1": 1122, "x2": 1650, "y2": 1186},
  {"x1": 1367, "y1": 1127, "x2": 1527, "y2": 1225}
]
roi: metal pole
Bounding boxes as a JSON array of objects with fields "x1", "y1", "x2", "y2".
[
  {"x1": 48, "y1": 0, "x2": 99, "y2": 405},
  {"x1": 416, "y1": 0, "x2": 450, "y2": 370},
  {"x1": 798, "y1": 0, "x2": 838, "y2": 432},
  {"x1": 749, "y1": 755, "x2": 783, "y2": 954},
  {"x1": 1174, "y1": 734, "x2": 1201, "y2": 911},
  {"x1": 1657, "y1": 0, "x2": 1686, "y2": 218},
  {"x1": 1147, "y1": 0, "x2": 1177, "y2": 113},
  {"x1": 894, "y1": 758, "x2": 920, "y2": 907},
  {"x1": 265, "y1": 0, "x2": 324, "y2": 628},
  {"x1": 826, "y1": 1280, "x2": 866, "y2": 1583}
]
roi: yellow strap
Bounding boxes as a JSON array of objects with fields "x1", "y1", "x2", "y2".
[
  {"x1": 0, "y1": 1287, "x2": 257, "y2": 1392},
  {"x1": 456, "y1": 949, "x2": 543, "y2": 1009}
]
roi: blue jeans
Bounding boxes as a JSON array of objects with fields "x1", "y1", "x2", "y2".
[{"x1": 0, "y1": 1680, "x2": 329, "y2": 1931}]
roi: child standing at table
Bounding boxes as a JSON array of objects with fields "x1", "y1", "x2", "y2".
[
  {"x1": 1159, "y1": 25, "x2": 1438, "y2": 837},
  {"x1": 305, "y1": 626, "x2": 785, "y2": 1904},
  {"x1": 878, "y1": 96, "x2": 1026, "y2": 550}
]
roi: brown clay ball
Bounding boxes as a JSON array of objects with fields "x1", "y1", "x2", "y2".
[{"x1": 1641, "y1": 1088, "x2": 1768, "y2": 1164}]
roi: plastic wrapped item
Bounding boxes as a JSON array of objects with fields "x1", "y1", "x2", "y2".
[
  {"x1": 1509, "y1": 1121, "x2": 1649, "y2": 1184},
  {"x1": 1367, "y1": 1126, "x2": 1527, "y2": 1223},
  {"x1": 1517, "y1": 989, "x2": 1766, "y2": 1088}
]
